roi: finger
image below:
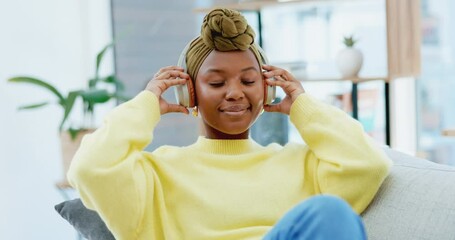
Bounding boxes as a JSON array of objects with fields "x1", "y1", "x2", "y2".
[
  {"x1": 266, "y1": 78, "x2": 292, "y2": 88},
  {"x1": 156, "y1": 70, "x2": 189, "y2": 80},
  {"x1": 158, "y1": 78, "x2": 189, "y2": 90},
  {"x1": 262, "y1": 68, "x2": 286, "y2": 79},
  {"x1": 275, "y1": 75, "x2": 288, "y2": 82},
  {"x1": 262, "y1": 64, "x2": 279, "y2": 71},
  {"x1": 262, "y1": 65, "x2": 287, "y2": 75},
  {"x1": 263, "y1": 103, "x2": 282, "y2": 113},
  {"x1": 262, "y1": 66, "x2": 296, "y2": 82},
  {"x1": 154, "y1": 66, "x2": 185, "y2": 77},
  {"x1": 148, "y1": 78, "x2": 188, "y2": 96},
  {"x1": 166, "y1": 103, "x2": 189, "y2": 115}
]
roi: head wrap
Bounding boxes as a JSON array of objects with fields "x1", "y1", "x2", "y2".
[{"x1": 185, "y1": 8, "x2": 263, "y2": 82}]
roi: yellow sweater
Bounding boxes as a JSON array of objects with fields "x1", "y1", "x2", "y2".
[{"x1": 68, "y1": 91, "x2": 391, "y2": 240}]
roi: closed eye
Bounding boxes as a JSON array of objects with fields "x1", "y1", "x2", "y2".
[
  {"x1": 209, "y1": 82, "x2": 225, "y2": 87},
  {"x1": 242, "y1": 80, "x2": 256, "y2": 85}
]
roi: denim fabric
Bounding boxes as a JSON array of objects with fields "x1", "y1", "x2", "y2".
[{"x1": 264, "y1": 195, "x2": 366, "y2": 240}]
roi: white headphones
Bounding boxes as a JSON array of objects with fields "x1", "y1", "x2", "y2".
[{"x1": 174, "y1": 39, "x2": 276, "y2": 108}]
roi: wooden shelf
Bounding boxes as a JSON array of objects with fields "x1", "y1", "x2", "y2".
[
  {"x1": 442, "y1": 129, "x2": 455, "y2": 137},
  {"x1": 194, "y1": 0, "x2": 379, "y2": 12},
  {"x1": 300, "y1": 76, "x2": 389, "y2": 83}
]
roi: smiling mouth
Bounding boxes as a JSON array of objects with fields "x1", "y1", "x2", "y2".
[{"x1": 220, "y1": 105, "x2": 251, "y2": 116}]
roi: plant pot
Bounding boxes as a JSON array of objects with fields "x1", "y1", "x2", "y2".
[
  {"x1": 60, "y1": 129, "x2": 95, "y2": 183},
  {"x1": 336, "y1": 47, "x2": 363, "y2": 78}
]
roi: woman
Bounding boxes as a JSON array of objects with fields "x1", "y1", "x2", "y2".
[{"x1": 68, "y1": 8, "x2": 391, "y2": 240}]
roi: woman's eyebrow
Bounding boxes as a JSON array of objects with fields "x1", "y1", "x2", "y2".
[
  {"x1": 241, "y1": 66, "x2": 257, "y2": 72},
  {"x1": 205, "y1": 66, "x2": 257, "y2": 74},
  {"x1": 206, "y1": 68, "x2": 224, "y2": 74}
]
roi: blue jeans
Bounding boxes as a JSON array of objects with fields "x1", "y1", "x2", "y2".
[{"x1": 263, "y1": 195, "x2": 367, "y2": 240}]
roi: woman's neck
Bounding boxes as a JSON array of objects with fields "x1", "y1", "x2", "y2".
[{"x1": 203, "y1": 126, "x2": 249, "y2": 140}]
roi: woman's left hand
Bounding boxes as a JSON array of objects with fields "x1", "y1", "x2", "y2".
[{"x1": 262, "y1": 65, "x2": 305, "y2": 115}]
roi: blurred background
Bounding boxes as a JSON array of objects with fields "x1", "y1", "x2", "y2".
[{"x1": 1, "y1": 0, "x2": 454, "y2": 239}]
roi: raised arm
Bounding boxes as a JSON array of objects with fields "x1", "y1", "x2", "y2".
[
  {"x1": 290, "y1": 94, "x2": 391, "y2": 213},
  {"x1": 263, "y1": 65, "x2": 391, "y2": 213},
  {"x1": 67, "y1": 66, "x2": 191, "y2": 238}
]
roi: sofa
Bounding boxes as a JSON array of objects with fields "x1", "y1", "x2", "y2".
[
  {"x1": 361, "y1": 148, "x2": 455, "y2": 239},
  {"x1": 55, "y1": 147, "x2": 455, "y2": 239}
]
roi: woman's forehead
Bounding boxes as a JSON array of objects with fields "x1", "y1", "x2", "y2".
[
  {"x1": 200, "y1": 50, "x2": 260, "y2": 72},
  {"x1": 207, "y1": 50, "x2": 259, "y2": 66}
]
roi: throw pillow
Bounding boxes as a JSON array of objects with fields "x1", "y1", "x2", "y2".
[{"x1": 55, "y1": 198, "x2": 115, "y2": 240}]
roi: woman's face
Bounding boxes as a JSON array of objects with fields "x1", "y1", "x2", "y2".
[{"x1": 195, "y1": 50, "x2": 264, "y2": 139}]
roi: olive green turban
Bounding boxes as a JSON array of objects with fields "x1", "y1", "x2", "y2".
[{"x1": 185, "y1": 8, "x2": 263, "y2": 82}]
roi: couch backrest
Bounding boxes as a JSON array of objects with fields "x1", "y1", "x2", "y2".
[{"x1": 362, "y1": 148, "x2": 455, "y2": 240}]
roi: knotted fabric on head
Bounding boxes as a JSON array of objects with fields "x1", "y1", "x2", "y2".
[{"x1": 185, "y1": 8, "x2": 263, "y2": 82}]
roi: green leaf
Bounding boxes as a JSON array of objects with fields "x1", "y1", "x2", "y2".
[
  {"x1": 80, "y1": 89, "x2": 111, "y2": 103},
  {"x1": 18, "y1": 102, "x2": 50, "y2": 110},
  {"x1": 102, "y1": 75, "x2": 116, "y2": 83},
  {"x1": 102, "y1": 75, "x2": 125, "y2": 91},
  {"x1": 343, "y1": 35, "x2": 357, "y2": 48},
  {"x1": 60, "y1": 90, "x2": 82, "y2": 130},
  {"x1": 88, "y1": 78, "x2": 97, "y2": 88},
  {"x1": 95, "y1": 42, "x2": 114, "y2": 78},
  {"x1": 8, "y1": 77, "x2": 66, "y2": 105},
  {"x1": 67, "y1": 127, "x2": 82, "y2": 141}
]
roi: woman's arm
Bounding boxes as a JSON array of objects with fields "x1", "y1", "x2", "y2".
[
  {"x1": 290, "y1": 94, "x2": 392, "y2": 214},
  {"x1": 67, "y1": 91, "x2": 160, "y2": 238},
  {"x1": 68, "y1": 66, "x2": 191, "y2": 238},
  {"x1": 262, "y1": 65, "x2": 391, "y2": 214}
]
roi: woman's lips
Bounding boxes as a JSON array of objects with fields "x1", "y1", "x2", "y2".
[{"x1": 220, "y1": 105, "x2": 250, "y2": 116}]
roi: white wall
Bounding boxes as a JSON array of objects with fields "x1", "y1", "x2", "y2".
[
  {"x1": 390, "y1": 77, "x2": 418, "y2": 155},
  {"x1": 0, "y1": 0, "x2": 113, "y2": 239}
]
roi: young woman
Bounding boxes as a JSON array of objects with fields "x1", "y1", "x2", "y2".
[{"x1": 68, "y1": 8, "x2": 391, "y2": 240}]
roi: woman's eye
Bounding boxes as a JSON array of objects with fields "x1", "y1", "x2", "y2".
[
  {"x1": 209, "y1": 82, "x2": 224, "y2": 87},
  {"x1": 242, "y1": 80, "x2": 255, "y2": 85}
]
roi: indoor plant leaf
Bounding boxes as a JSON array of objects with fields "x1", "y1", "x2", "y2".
[
  {"x1": 80, "y1": 89, "x2": 111, "y2": 104},
  {"x1": 60, "y1": 90, "x2": 82, "y2": 131},
  {"x1": 88, "y1": 78, "x2": 97, "y2": 88},
  {"x1": 18, "y1": 102, "x2": 50, "y2": 110},
  {"x1": 101, "y1": 75, "x2": 125, "y2": 91},
  {"x1": 8, "y1": 77, "x2": 66, "y2": 106},
  {"x1": 95, "y1": 42, "x2": 114, "y2": 79},
  {"x1": 67, "y1": 127, "x2": 83, "y2": 141}
]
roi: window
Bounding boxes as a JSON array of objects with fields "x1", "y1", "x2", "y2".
[{"x1": 417, "y1": 0, "x2": 455, "y2": 165}]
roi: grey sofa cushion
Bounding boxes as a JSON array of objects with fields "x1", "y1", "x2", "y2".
[
  {"x1": 362, "y1": 148, "x2": 455, "y2": 240},
  {"x1": 55, "y1": 198, "x2": 115, "y2": 240}
]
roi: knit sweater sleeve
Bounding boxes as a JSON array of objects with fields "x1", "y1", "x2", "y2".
[
  {"x1": 289, "y1": 93, "x2": 392, "y2": 214},
  {"x1": 67, "y1": 90, "x2": 160, "y2": 239}
]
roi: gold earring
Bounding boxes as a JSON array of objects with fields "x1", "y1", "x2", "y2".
[{"x1": 192, "y1": 106, "x2": 198, "y2": 117}]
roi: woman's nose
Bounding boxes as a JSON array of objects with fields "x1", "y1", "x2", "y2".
[{"x1": 225, "y1": 82, "x2": 245, "y2": 101}]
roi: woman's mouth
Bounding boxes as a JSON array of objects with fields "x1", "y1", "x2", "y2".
[{"x1": 220, "y1": 105, "x2": 250, "y2": 116}]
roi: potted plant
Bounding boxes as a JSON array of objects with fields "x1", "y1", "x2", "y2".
[
  {"x1": 7, "y1": 42, "x2": 128, "y2": 182},
  {"x1": 336, "y1": 35, "x2": 364, "y2": 78}
]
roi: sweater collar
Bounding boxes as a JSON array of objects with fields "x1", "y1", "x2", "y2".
[{"x1": 192, "y1": 136, "x2": 262, "y2": 155}]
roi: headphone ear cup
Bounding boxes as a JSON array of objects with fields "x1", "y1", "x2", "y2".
[
  {"x1": 263, "y1": 76, "x2": 276, "y2": 105},
  {"x1": 256, "y1": 44, "x2": 276, "y2": 105},
  {"x1": 187, "y1": 79, "x2": 196, "y2": 108},
  {"x1": 174, "y1": 79, "x2": 196, "y2": 108},
  {"x1": 263, "y1": 76, "x2": 268, "y2": 104},
  {"x1": 175, "y1": 38, "x2": 197, "y2": 108}
]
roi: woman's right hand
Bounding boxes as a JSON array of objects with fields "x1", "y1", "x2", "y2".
[{"x1": 145, "y1": 66, "x2": 191, "y2": 115}]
